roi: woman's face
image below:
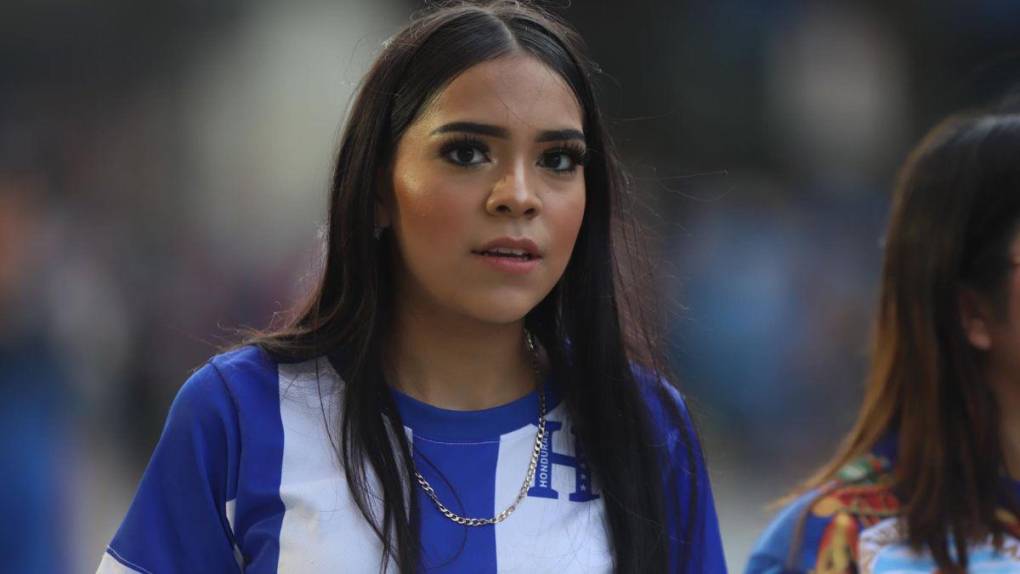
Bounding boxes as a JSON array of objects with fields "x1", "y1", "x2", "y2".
[{"x1": 383, "y1": 55, "x2": 587, "y2": 325}]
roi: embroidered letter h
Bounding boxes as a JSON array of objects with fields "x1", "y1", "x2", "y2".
[{"x1": 527, "y1": 420, "x2": 598, "y2": 502}]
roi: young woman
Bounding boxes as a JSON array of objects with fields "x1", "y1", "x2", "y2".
[
  {"x1": 97, "y1": 2, "x2": 725, "y2": 573},
  {"x1": 746, "y1": 111, "x2": 1020, "y2": 573}
]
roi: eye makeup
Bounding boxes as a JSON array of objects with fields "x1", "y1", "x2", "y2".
[
  {"x1": 436, "y1": 135, "x2": 588, "y2": 173},
  {"x1": 539, "y1": 142, "x2": 588, "y2": 173},
  {"x1": 438, "y1": 136, "x2": 491, "y2": 166}
]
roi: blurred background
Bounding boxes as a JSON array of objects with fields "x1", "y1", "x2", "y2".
[{"x1": 4, "y1": 0, "x2": 1020, "y2": 571}]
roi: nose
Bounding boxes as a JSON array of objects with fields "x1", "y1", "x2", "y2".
[{"x1": 485, "y1": 163, "x2": 541, "y2": 218}]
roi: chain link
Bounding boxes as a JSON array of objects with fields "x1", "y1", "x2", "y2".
[{"x1": 413, "y1": 331, "x2": 545, "y2": 527}]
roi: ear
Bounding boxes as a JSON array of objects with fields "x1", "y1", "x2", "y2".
[{"x1": 959, "y1": 288, "x2": 993, "y2": 351}]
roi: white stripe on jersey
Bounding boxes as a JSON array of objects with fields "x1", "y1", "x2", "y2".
[{"x1": 275, "y1": 359, "x2": 394, "y2": 572}]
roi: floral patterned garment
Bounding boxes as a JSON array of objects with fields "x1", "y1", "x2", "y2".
[{"x1": 745, "y1": 453, "x2": 1020, "y2": 574}]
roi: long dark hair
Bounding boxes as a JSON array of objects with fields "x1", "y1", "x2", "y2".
[
  {"x1": 247, "y1": 2, "x2": 698, "y2": 572},
  {"x1": 797, "y1": 111, "x2": 1020, "y2": 571}
]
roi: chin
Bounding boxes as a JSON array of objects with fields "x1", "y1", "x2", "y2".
[{"x1": 457, "y1": 293, "x2": 543, "y2": 325}]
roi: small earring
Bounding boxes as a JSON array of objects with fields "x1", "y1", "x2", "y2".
[{"x1": 373, "y1": 224, "x2": 386, "y2": 239}]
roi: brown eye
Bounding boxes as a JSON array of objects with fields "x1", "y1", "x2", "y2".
[
  {"x1": 449, "y1": 146, "x2": 485, "y2": 165},
  {"x1": 440, "y1": 138, "x2": 491, "y2": 167},
  {"x1": 539, "y1": 146, "x2": 587, "y2": 173},
  {"x1": 540, "y1": 151, "x2": 574, "y2": 172}
]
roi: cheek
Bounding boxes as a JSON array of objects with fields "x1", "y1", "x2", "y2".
[
  {"x1": 391, "y1": 169, "x2": 475, "y2": 254},
  {"x1": 548, "y1": 191, "x2": 586, "y2": 259}
]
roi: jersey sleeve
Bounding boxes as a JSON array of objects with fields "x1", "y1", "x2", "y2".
[
  {"x1": 97, "y1": 362, "x2": 243, "y2": 574},
  {"x1": 640, "y1": 374, "x2": 728, "y2": 573},
  {"x1": 744, "y1": 491, "x2": 823, "y2": 574}
]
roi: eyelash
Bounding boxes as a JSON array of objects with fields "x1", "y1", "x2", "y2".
[
  {"x1": 438, "y1": 136, "x2": 589, "y2": 173},
  {"x1": 540, "y1": 143, "x2": 589, "y2": 173},
  {"x1": 439, "y1": 136, "x2": 491, "y2": 166}
]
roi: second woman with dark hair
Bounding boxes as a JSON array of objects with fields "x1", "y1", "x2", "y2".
[
  {"x1": 746, "y1": 111, "x2": 1020, "y2": 573},
  {"x1": 97, "y1": 2, "x2": 725, "y2": 573}
]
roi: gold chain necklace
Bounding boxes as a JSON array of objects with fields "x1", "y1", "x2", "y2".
[{"x1": 412, "y1": 331, "x2": 546, "y2": 527}]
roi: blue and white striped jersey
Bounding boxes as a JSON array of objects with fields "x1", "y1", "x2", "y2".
[{"x1": 98, "y1": 345, "x2": 725, "y2": 573}]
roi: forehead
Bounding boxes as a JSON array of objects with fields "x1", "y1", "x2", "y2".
[{"x1": 415, "y1": 55, "x2": 584, "y2": 133}]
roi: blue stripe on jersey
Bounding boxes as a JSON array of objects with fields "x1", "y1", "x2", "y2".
[
  {"x1": 392, "y1": 384, "x2": 563, "y2": 573},
  {"x1": 413, "y1": 434, "x2": 500, "y2": 572},
  {"x1": 210, "y1": 347, "x2": 287, "y2": 573},
  {"x1": 106, "y1": 362, "x2": 243, "y2": 574}
]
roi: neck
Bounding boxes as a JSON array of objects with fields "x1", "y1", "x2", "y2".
[
  {"x1": 386, "y1": 297, "x2": 536, "y2": 411},
  {"x1": 989, "y1": 369, "x2": 1020, "y2": 480}
]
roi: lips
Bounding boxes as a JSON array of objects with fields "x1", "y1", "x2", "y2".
[{"x1": 472, "y1": 237, "x2": 542, "y2": 261}]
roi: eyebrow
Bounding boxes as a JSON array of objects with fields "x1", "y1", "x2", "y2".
[{"x1": 430, "y1": 121, "x2": 585, "y2": 143}]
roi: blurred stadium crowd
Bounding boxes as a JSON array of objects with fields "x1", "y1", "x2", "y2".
[{"x1": 3, "y1": 0, "x2": 1020, "y2": 570}]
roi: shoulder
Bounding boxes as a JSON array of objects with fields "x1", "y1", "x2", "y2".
[
  {"x1": 204, "y1": 344, "x2": 280, "y2": 390},
  {"x1": 746, "y1": 453, "x2": 901, "y2": 574},
  {"x1": 745, "y1": 488, "x2": 820, "y2": 574},
  {"x1": 630, "y1": 363, "x2": 701, "y2": 485},
  {"x1": 631, "y1": 363, "x2": 693, "y2": 427},
  {"x1": 166, "y1": 345, "x2": 284, "y2": 435},
  {"x1": 201, "y1": 344, "x2": 297, "y2": 404},
  {"x1": 630, "y1": 363, "x2": 697, "y2": 456}
]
